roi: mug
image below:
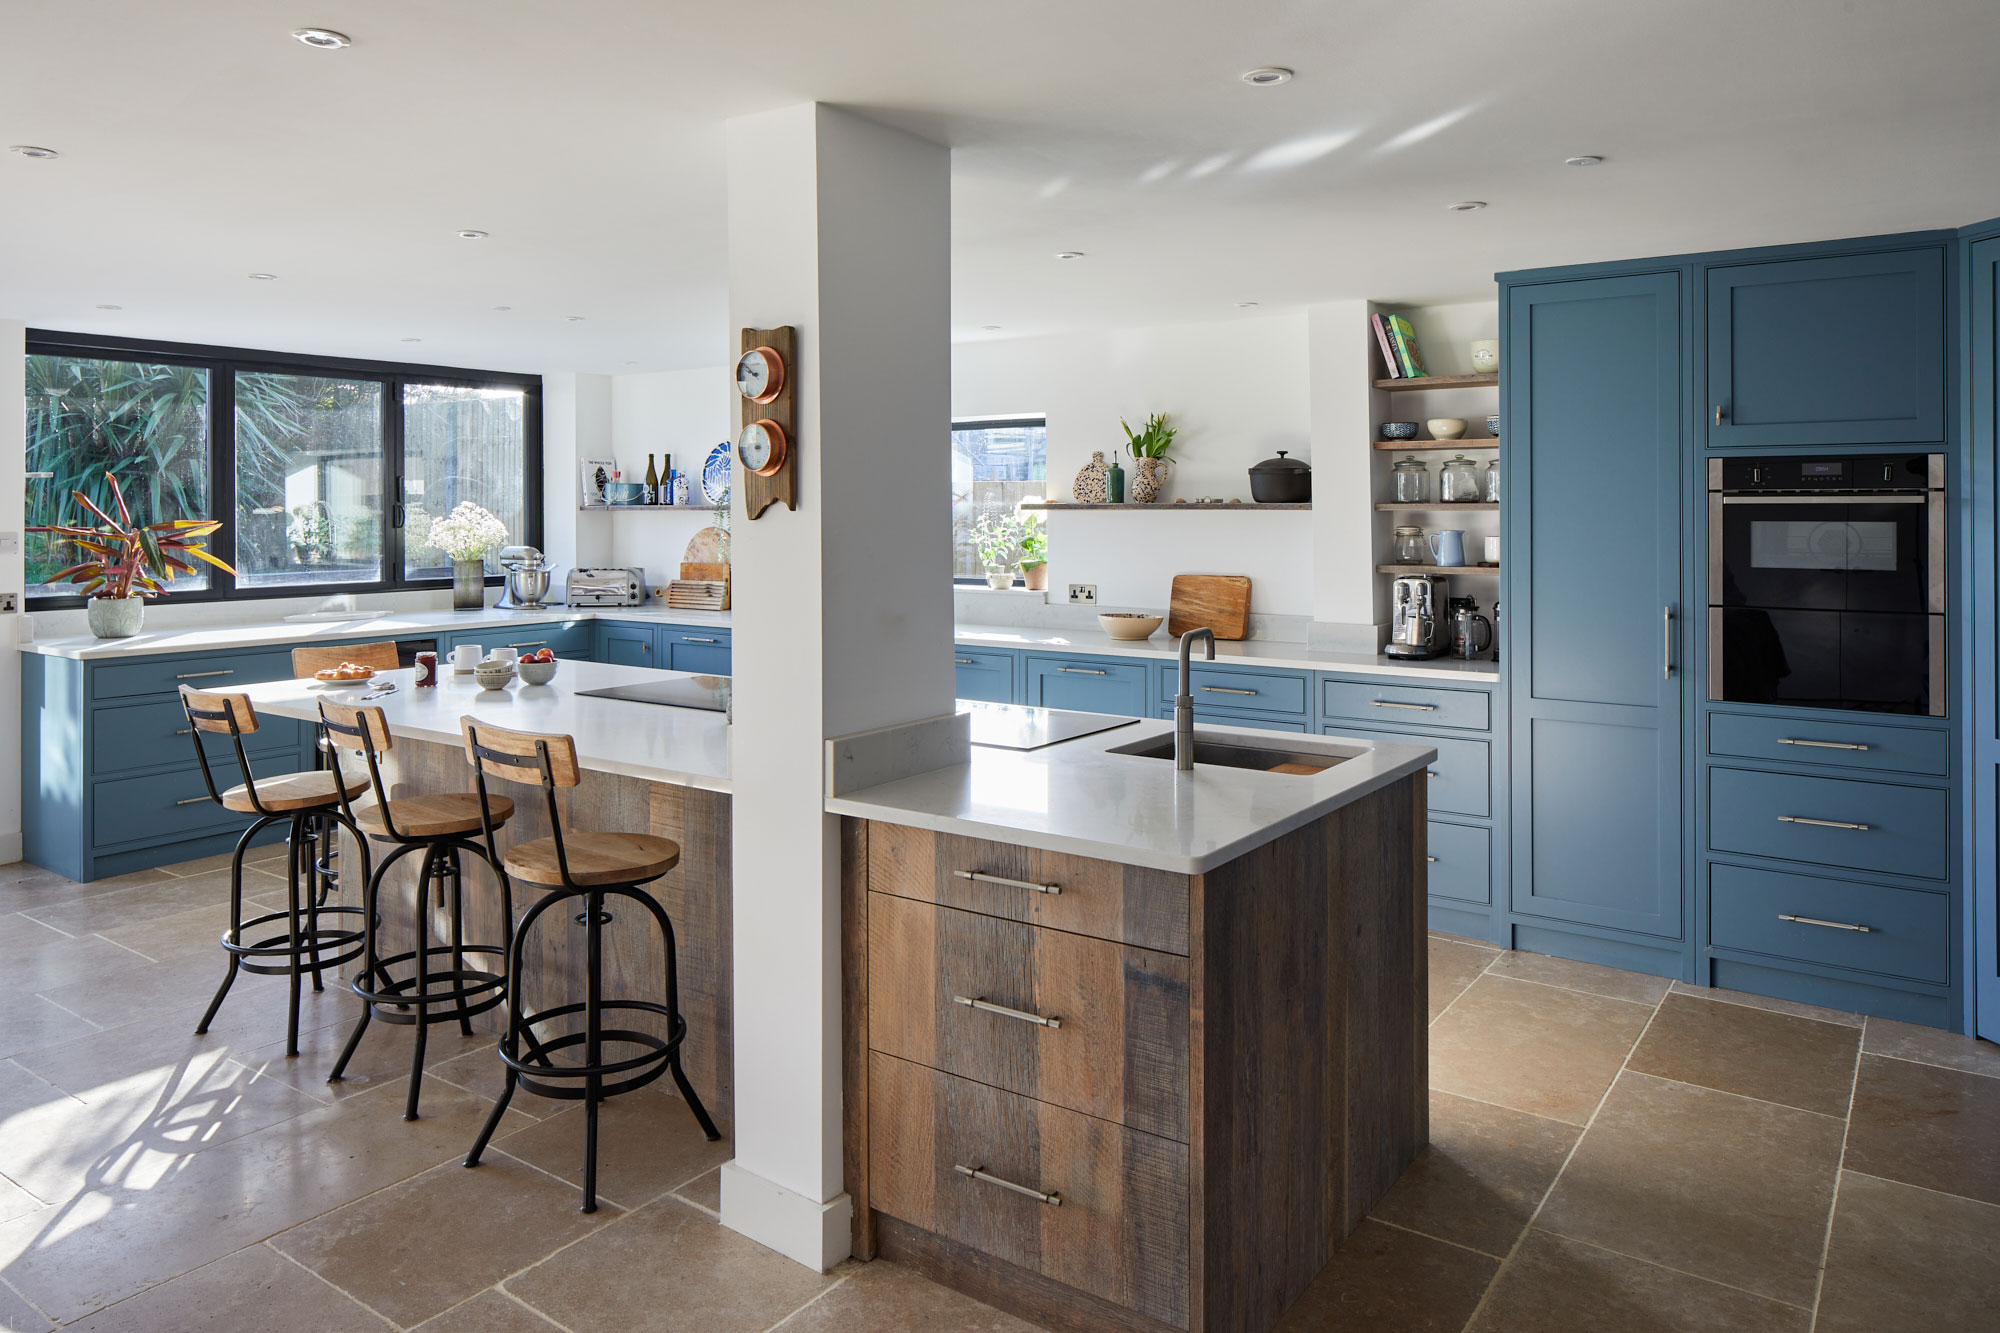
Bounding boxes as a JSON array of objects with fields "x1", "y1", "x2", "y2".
[
  {"x1": 1483, "y1": 535, "x2": 1501, "y2": 564},
  {"x1": 1470, "y1": 339, "x2": 1499, "y2": 373},
  {"x1": 449, "y1": 643, "x2": 481, "y2": 669},
  {"x1": 1427, "y1": 529, "x2": 1467, "y2": 567},
  {"x1": 488, "y1": 646, "x2": 520, "y2": 665}
]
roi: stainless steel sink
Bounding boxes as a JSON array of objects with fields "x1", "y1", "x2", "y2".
[{"x1": 1106, "y1": 731, "x2": 1351, "y2": 774}]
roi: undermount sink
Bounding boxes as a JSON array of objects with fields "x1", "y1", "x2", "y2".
[{"x1": 1106, "y1": 731, "x2": 1351, "y2": 774}]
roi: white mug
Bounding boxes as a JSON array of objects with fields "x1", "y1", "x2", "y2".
[
  {"x1": 488, "y1": 646, "x2": 520, "y2": 665},
  {"x1": 1483, "y1": 535, "x2": 1501, "y2": 564},
  {"x1": 449, "y1": 643, "x2": 481, "y2": 669}
]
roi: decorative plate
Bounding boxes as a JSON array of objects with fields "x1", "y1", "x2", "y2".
[{"x1": 702, "y1": 442, "x2": 732, "y2": 505}]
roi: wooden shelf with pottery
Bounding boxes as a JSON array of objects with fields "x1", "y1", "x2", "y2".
[
  {"x1": 1375, "y1": 502, "x2": 1498, "y2": 512},
  {"x1": 577, "y1": 505, "x2": 725, "y2": 514},
  {"x1": 1019, "y1": 501, "x2": 1310, "y2": 511},
  {"x1": 1373, "y1": 373, "x2": 1499, "y2": 392},
  {"x1": 1376, "y1": 563, "x2": 1500, "y2": 576},
  {"x1": 1372, "y1": 438, "x2": 1499, "y2": 451}
]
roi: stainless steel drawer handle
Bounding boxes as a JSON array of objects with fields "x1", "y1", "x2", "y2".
[
  {"x1": 1201, "y1": 686, "x2": 1258, "y2": 696},
  {"x1": 175, "y1": 796, "x2": 210, "y2": 806},
  {"x1": 953, "y1": 1163, "x2": 1061, "y2": 1207},
  {"x1": 174, "y1": 670, "x2": 234, "y2": 681},
  {"x1": 1777, "y1": 815, "x2": 1870, "y2": 831},
  {"x1": 1426, "y1": 855, "x2": 1438, "y2": 863},
  {"x1": 1056, "y1": 666, "x2": 1107, "y2": 675},
  {"x1": 506, "y1": 641, "x2": 548, "y2": 649},
  {"x1": 174, "y1": 728, "x2": 192, "y2": 737},
  {"x1": 1778, "y1": 913, "x2": 1873, "y2": 934},
  {"x1": 954, "y1": 658, "x2": 975, "y2": 665},
  {"x1": 1371, "y1": 700, "x2": 1437, "y2": 711},
  {"x1": 953, "y1": 994, "x2": 1061, "y2": 1029},
  {"x1": 683, "y1": 636, "x2": 719, "y2": 644},
  {"x1": 1776, "y1": 737, "x2": 1870, "y2": 752},
  {"x1": 1427, "y1": 769, "x2": 1441, "y2": 777},
  {"x1": 953, "y1": 869, "x2": 1061, "y2": 896}
]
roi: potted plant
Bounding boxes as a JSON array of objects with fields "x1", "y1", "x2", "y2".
[
  {"x1": 1121, "y1": 412, "x2": 1177, "y2": 503},
  {"x1": 287, "y1": 503, "x2": 331, "y2": 564},
  {"x1": 29, "y1": 473, "x2": 234, "y2": 638},
  {"x1": 424, "y1": 501, "x2": 510, "y2": 610},
  {"x1": 971, "y1": 512, "x2": 1025, "y2": 590},
  {"x1": 1015, "y1": 511, "x2": 1049, "y2": 590}
]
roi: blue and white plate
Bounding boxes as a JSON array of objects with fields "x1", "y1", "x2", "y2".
[{"x1": 702, "y1": 442, "x2": 731, "y2": 505}]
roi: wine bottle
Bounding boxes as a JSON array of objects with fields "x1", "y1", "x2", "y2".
[
  {"x1": 644, "y1": 454, "x2": 660, "y2": 505},
  {"x1": 661, "y1": 454, "x2": 675, "y2": 505}
]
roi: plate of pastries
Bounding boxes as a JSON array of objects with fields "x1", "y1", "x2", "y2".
[{"x1": 310, "y1": 662, "x2": 377, "y2": 687}]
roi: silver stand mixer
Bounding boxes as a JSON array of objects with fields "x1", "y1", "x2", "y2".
[{"x1": 496, "y1": 546, "x2": 553, "y2": 609}]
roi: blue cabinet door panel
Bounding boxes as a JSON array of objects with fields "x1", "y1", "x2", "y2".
[
  {"x1": 596, "y1": 623, "x2": 655, "y2": 667},
  {"x1": 93, "y1": 698, "x2": 301, "y2": 776},
  {"x1": 1320, "y1": 679, "x2": 1490, "y2": 732},
  {"x1": 1024, "y1": 656, "x2": 1150, "y2": 717},
  {"x1": 1708, "y1": 766, "x2": 1948, "y2": 881},
  {"x1": 1710, "y1": 863, "x2": 1949, "y2": 985},
  {"x1": 1517, "y1": 716, "x2": 1682, "y2": 937},
  {"x1": 94, "y1": 769, "x2": 249, "y2": 847},
  {"x1": 1427, "y1": 821, "x2": 1492, "y2": 905},
  {"x1": 1706, "y1": 711, "x2": 1950, "y2": 778},
  {"x1": 1160, "y1": 704, "x2": 1309, "y2": 734},
  {"x1": 486, "y1": 622, "x2": 594, "y2": 659},
  {"x1": 954, "y1": 650, "x2": 1017, "y2": 703},
  {"x1": 1323, "y1": 725, "x2": 1489, "y2": 817},
  {"x1": 1706, "y1": 247, "x2": 1945, "y2": 447},
  {"x1": 1164, "y1": 665, "x2": 1309, "y2": 716},
  {"x1": 661, "y1": 628, "x2": 732, "y2": 675},
  {"x1": 92, "y1": 650, "x2": 295, "y2": 701}
]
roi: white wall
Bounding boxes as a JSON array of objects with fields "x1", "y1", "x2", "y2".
[
  {"x1": 604, "y1": 367, "x2": 731, "y2": 589},
  {"x1": 951, "y1": 315, "x2": 1315, "y2": 617},
  {"x1": 0, "y1": 321, "x2": 25, "y2": 860}
]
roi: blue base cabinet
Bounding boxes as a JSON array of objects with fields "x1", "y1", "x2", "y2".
[
  {"x1": 591, "y1": 621, "x2": 732, "y2": 675},
  {"x1": 1022, "y1": 653, "x2": 1151, "y2": 717}
]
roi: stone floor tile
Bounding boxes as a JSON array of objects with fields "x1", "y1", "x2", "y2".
[
  {"x1": 674, "y1": 1166, "x2": 722, "y2": 1213},
  {"x1": 494, "y1": 1094, "x2": 732, "y2": 1211},
  {"x1": 1427, "y1": 975, "x2": 1654, "y2": 1125},
  {"x1": 23, "y1": 872, "x2": 240, "y2": 937},
  {"x1": 1428, "y1": 937, "x2": 1495, "y2": 1021},
  {"x1": 504, "y1": 1195, "x2": 835, "y2": 1333},
  {"x1": 1369, "y1": 1090, "x2": 1581, "y2": 1257},
  {"x1": 271, "y1": 1156, "x2": 617, "y2": 1328},
  {"x1": 1843, "y1": 1053, "x2": 2000, "y2": 1206},
  {"x1": 92, "y1": 901, "x2": 247, "y2": 965},
  {"x1": 1667, "y1": 980, "x2": 1863, "y2": 1028},
  {"x1": 1467, "y1": 1229, "x2": 1810, "y2": 1332},
  {"x1": 1862, "y1": 1015, "x2": 2000, "y2": 1079},
  {"x1": 0, "y1": 865, "x2": 179, "y2": 914},
  {"x1": 1428, "y1": 930, "x2": 1499, "y2": 950},
  {"x1": 1483, "y1": 950, "x2": 1673, "y2": 1006},
  {"x1": 65, "y1": 1243, "x2": 391, "y2": 1332},
  {"x1": 1535, "y1": 1072, "x2": 1843, "y2": 1306},
  {"x1": 0, "y1": 919, "x2": 148, "y2": 997},
  {"x1": 410, "y1": 1287, "x2": 565, "y2": 1332},
  {"x1": 33, "y1": 956, "x2": 238, "y2": 1030},
  {"x1": 428, "y1": 1045, "x2": 561, "y2": 1120},
  {"x1": 1626, "y1": 993, "x2": 1859, "y2": 1116},
  {"x1": 1815, "y1": 1170, "x2": 2000, "y2": 1333},
  {"x1": 235, "y1": 1002, "x2": 493, "y2": 1103},
  {"x1": 0, "y1": 1278, "x2": 53, "y2": 1332},
  {"x1": 1272, "y1": 1218, "x2": 1497, "y2": 1332},
  {"x1": 772, "y1": 1259, "x2": 1045, "y2": 1332},
  {"x1": 0, "y1": 996, "x2": 100, "y2": 1060}
]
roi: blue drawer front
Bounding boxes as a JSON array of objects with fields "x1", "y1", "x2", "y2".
[
  {"x1": 662, "y1": 629, "x2": 731, "y2": 676},
  {"x1": 481, "y1": 622, "x2": 594, "y2": 659},
  {"x1": 1708, "y1": 766, "x2": 1948, "y2": 881},
  {"x1": 1707, "y1": 712, "x2": 1949, "y2": 778},
  {"x1": 954, "y1": 650, "x2": 1016, "y2": 704},
  {"x1": 1710, "y1": 863, "x2": 1949, "y2": 984},
  {"x1": 94, "y1": 768, "x2": 253, "y2": 847},
  {"x1": 1024, "y1": 656, "x2": 1150, "y2": 717},
  {"x1": 1164, "y1": 665, "x2": 1309, "y2": 716},
  {"x1": 93, "y1": 698, "x2": 302, "y2": 777},
  {"x1": 1156, "y1": 704, "x2": 1308, "y2": 734},
  {"x1": 1427, "y1": 821, "x2": 1491, "y2": 905},
  {"x1": 92, "y1": 650, "x2": 296, "y2": 702},
  {"x1": 1324, "y1": 725, "x2": 1489, "y2": 817},
  {"x1": 1321, "y1": 679, "x2": 1490, "y2": 732}
]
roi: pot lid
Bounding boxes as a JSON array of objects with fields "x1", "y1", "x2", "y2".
[{"x1": 1250, "y1": 450, "x2": 1310, "y2": 474}]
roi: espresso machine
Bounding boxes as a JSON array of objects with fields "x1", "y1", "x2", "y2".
[{"x1": 1386, "y1": 574, "x2": 1448, "y2": 659}]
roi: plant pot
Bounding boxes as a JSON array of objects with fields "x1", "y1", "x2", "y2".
[
  {"x1": 1020, "y1": 562, "x2": 1049, "y2": 591},
  {"x1": 87, "y1": 594, "x2": 145, "y2": 639},
  {"x1": 453, "y1": 557, "x2": 487, "y2": 611},
  {"x1": 1128, "y1": 457, "x2": 1171, "y2": 503},
  {"x1": 985, "y1": 571, "x2": 1016, "y2": 591}
]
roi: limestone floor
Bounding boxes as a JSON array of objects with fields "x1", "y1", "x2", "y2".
[{"x1": 1, "y1": 854, "x2": 1996, "y2": 1330}]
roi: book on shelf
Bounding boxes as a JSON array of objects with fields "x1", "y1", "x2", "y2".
[
  {"x1": 1385, "y1": 315, "x2": 1429, "y2": 379},
  {"x1": 1370, "y1": 313, "x2": 1401, "y2": 378}
]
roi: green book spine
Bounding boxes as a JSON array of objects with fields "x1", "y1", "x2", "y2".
[{"x1": 1387, "y1": 315, "x2": 1429, "y2": 378}]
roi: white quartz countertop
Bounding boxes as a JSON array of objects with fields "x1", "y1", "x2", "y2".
[
  {"x1": 952, "y1": 623, "x2": 1502, "y2": 682},
  {"x1": 238, "y1": 659, "x2": 731, "y2": 794},
  {"x1": 826, "y1": 717, "x2": 1437, "y2": 875}
]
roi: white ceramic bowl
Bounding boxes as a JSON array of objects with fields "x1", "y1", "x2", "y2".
[
  {"x1": 473, "y1": 663, "x2": 516, "y2": 691},
  {"x1": 1099, "y1": 612, "x2": 1164, "y2": 641},
  {"x1": 517, "y1": 659, "x2": 558, "y2": 686},
  {"x1": 1427, "y1": 417, "x2": 1468, "y2": 440}
]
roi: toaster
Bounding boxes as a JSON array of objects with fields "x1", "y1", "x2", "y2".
[{"x1": 565, "y1": 567, "x2": 647, "y2": 607}]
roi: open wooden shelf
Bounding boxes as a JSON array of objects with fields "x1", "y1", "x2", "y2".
[
  {"x1": 1018, "y1": 501, "x2": 1310, "y2": 511},
  {"x1": 1374, "y1": 373, "x2": 1498, "y2": 392},
  {"x1": 578, "y1": 504, "x2": 724, "y2": 514},
  {"x1": 1373, "y1": 439, "x2": 1500, "y2": 451},
  {"x1": 1376, "y1": 502, "x2": 1498, "y2": 512},
  {"x1": 1377, "y1": 564, "x2": 1501, "y2": 576}
]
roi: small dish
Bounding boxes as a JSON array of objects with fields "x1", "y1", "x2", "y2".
[
  {"x1": 473, "y1": 663, "x2": 516, "y2": 691},
  {"x1": 517, "y1": 659, "x2": 558, "y2": 686},
  {"x1": 1099, "y1": 612, "x2": 1164, "y2": 641},
  {"x1": 1379, "y1": 421, "x2": 1419, "y2": 441},
  {"x1": 1427, "y1": 417, "x2": 1467, "y2": 440}
]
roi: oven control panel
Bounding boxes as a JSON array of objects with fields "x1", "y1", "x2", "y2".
[{"x1": 1716, "y1": 454, "x2": 1938, "y2": 493}]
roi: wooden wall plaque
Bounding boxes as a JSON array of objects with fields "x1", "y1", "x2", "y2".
[{"x1": 740, "y1": 324, "x2": 796, "y2": 519}]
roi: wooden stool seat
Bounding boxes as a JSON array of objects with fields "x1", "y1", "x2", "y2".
[
  {"x1": 221, "y1": 769, "x2": 370, "y2": 814},
  {"x1": 357, "y1": 792, "x2": 515, "y2": 840},
  {"x1": 503, "y1": 832, "x2": 681, "y2": 887}
]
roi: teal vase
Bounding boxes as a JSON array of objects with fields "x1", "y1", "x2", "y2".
[{"x1": 1106, "y1": 461, "x2": 1126, "y2": 504}]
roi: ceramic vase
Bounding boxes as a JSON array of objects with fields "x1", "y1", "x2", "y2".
[
  {"x1": 1470, "y1": 340, "x2": 1499, "y2": 374},
  {"x1": 453, "y1": 557, "x2": 487, "y2": 611},
  {"x1": 1129, "y1": 457, "x2": 1171, "y2": 503},
  {"x1": 1021, "y1": 563, "x2": 1049, "y2": 591},
  {"x1": 985, "y1": 570, "x2": 1015, "y2": 590},
  {"x1": 87, "y1": 594, "x2": 144, "y2": 639},
  {"x1": 1071, "y1": 450, "x2": 1111, "y2": 503}
]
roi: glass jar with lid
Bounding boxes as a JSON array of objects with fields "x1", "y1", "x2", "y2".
[
  {"x1": 1483, "y1": 458, "x2": 1500, "y2": 502},
  {"x1": 1391, "y1": 456, "x2": 1430, "y2": 504},
  {"x1": 1439, "y1": 454, "x2": 1481, "y2": 503},
  {"x1": 1392, "y1": 525, "x2": 1428, "y2": 564}
]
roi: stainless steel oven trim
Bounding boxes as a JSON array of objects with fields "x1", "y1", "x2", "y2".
[
  {"x1": 1930, "y1": 615, "x2": 1946, "y2": 717},
  {"x1": 1708, "y1": 606, "x2": 1724, "y2": 702},
  {"x1": 1708, "y1": 489, "x2": 1724, "y2": 606},
  {"x1": 1928, "y1": 488, "x2": 1946, "y2": 616},
  {"x1": 1718, "y1": 494, "x2": 1926, "y2": 505}
]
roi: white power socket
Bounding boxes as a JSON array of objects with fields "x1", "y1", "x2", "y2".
[
  {"x1": 1067, "y1": 584, "x2": 1097, "y2": 605},
  {"x1": 0, "y1": 593, "x2": 17, "y2": 613}
]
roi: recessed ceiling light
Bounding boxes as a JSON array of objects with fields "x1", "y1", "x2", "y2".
[
  {"x1": 622, "y1": 360, "x2": 638, "y2": 366},
  {"x1": 1054, "y1": 251, "x2": 1085, "y2": 261},
  {"x1": 400, "y1": 337, "x2": 421, "y2": 343},
  {"x1": 980, "y1": 324, "x2": 1003, "y2": 331},
  {"x1": 9, "y1": 144, "x2": 60, "y2": 159},
  {"x1": 564, "y1": 315, "x2": 586, "y2": 322},
  {"x1": 1242, "y1": 67, "x2": 1294, "y2": 86},
  {"x1": 248, "y1": 272, "x2": 278, "y2": 280},
  {"x1": 95, "y1": 304, "x2": 122, "y2": 310},
  {"x1": 292, "y1": 28, "x2": 351, "y2": 49},
  {"x1": 1236, "y1": 301, "x2": 1260, "y2": 309},
  {"x1": 1447, "y1": 200, "x2": 1488, "y2": 212},
  {"x1": 492, "y1": 305, "x2": 512, "y2": 312},
  {"x1": 1564, "y1": 155, "x2": 1604, "y2": 167},
  {"x1": 457, "y1": 230, "x2": 488, "y2": 240}
]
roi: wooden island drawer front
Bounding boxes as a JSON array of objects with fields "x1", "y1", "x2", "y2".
[
  {"x1": 869, "y1": 1051, "x2": 1190, "y2": 1330},
  {"x1": 869, "y1": 893, "x2": 1189, "y2": 1142},
  {"x1": 868, "y1": 822, "x2": 1189, "y2": 956}
]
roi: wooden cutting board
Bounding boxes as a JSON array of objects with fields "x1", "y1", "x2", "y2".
[{"x1": 1167, "y1": 574, "x2": 1251, "y2": 641}]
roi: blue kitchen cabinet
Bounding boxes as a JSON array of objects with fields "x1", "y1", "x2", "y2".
[
  {"x1": 595, "y1": 622, "x2": 657, "y2": 668},
  {"x1": 659, "y1": 626, "x2": 732, "y2": 675},
  {"x1": 1023, "y1": 654, "x2": 1150, "y2": 717},
  {"x1": 954, "y1": 648, "x2": 1017, "y2": 704},
  {"x1": 1504, "y1": 270, "x2": 1687, "y2": 963},
  {"x1": 1966, "y1": 225, "x2": 2000, "y2": 1039},
  {"x1": 1706, "y1": 246, "x2": 1945, "y2": 447},
  {"x1": 476, "y1": 619, "x2": 594, "y2": 661},
  {"x1": 1153, "y1": 661, "x2": 1310, "y2": 733}
]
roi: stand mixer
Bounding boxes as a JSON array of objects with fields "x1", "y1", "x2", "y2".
[{"x1": 496, "y1": 545, "x2": 553, "y2": 609}]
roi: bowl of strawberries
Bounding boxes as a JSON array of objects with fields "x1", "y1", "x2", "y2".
[{"x1": 516, "y1": 648, "x2": 559, "y2": 686}]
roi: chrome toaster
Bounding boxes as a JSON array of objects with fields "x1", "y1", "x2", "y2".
[{"x1": 565, "y1": 567, "x2": 646, "y2": 607}]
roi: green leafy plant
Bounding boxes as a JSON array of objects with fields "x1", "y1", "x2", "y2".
[
  {"x1": 1016, "y1": 511, "x2": 1048, "y2": 570},
  {"x1": 29, "y1": 473, "x2": 235, "y2": 600},
  {"x1": 971, "y1": 511, "x2": 1025, "y2": 570},
  {"x1": 1120, "y1": 412, "x2": 1177, "y2": 460},
  {"x1": 288, "y1": 503, "x2": 332, "y2": 556}
]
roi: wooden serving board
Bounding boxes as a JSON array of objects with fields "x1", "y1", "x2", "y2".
[{"x1": 1167, "y1": 574, "x2": 1251, "y2": 641}]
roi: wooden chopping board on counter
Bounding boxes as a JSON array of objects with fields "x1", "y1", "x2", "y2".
[{"x1": 1167, "y1": 574, "x2": 1251, "y2": 641}]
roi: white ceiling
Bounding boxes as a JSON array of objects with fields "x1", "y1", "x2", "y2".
[{"x1": 3, "y1": 0, "x2": 1999, "y2": 374}]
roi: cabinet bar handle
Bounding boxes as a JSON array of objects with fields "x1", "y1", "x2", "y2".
[
  {"x1": 505, "y1": 641, "x2": 547, "y2": 649},
  {"x1": 1426, "y1": 855, "x2": 1438, "y2": 863},
  {"x1": 1776, "y1": 737, "x2": 1870, "y2": 752},
  {"x1": 1714, "y1": 405, "x2": 1724, "y2": 426},
  {"x1": 1663, "y1": 606, "x2": 1674, "y2": 680},
  {"x1": 953, "y1": 869, "x2": 1061, "y2": 896},
  {"x1": 1201, "y1": 686, "x2": 1258, "y2": 696},
  {"x1": 1056, "y1": 666, "x2": 1107, "y2": 675},
  {"x1": 682, "y1": 636, "x2": 719, "y2": 644},
  {"x1": 175, "y1": 796, "x2": 210, "y2": 806},
  {"x1": 1371, "y1": 700, "x2": 1437, "y2": 711},
  {"x1": 1427, "y1": 769, "x2": 1441, "y2": 777},
  {"x1": 174, "y1": 728, "x2": 192, "y2": 736},
  {"x1": 1777, "y1": 815, "x2": 1870, "y2": 831},
  {"x1": 954, "y1": 658, "x2": 975, "y2": 665},
  {"x1": 953, "y1": 994, "x2": 1061, "y2": 1029},
  {"x1": 953, "y1": 1164, "x2": 1061, "y2": 1206},
  {"x1": 175, "y1": 669, "x2": 234, "y2": 680},
  {"x1": 1778, "y1": 913, "x2": 1873, "y2": 933}
]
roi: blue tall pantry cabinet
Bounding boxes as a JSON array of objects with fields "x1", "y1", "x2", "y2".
[{"x1": 1968, "y1": 225, "x2": 2000, "y2": 1041}]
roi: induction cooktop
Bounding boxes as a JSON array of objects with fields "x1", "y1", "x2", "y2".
[
  {"x1": 958, "y1": 699, "x2": 1137, "y2": 750},
  {"x1": 575, "y1": 675, "x2": 731, "y2": 712}
]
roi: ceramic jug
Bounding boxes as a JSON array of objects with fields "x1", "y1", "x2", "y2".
[{"x1": 1427, "y1": 529, "x2": 1467, "y2": 567}]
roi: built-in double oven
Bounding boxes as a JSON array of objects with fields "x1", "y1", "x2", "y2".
[{"x1": 1708, "y1": 454, "x2": 1944, "y2": 716}]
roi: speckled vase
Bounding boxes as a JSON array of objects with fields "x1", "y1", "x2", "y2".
[
  {"x1": 1129, "y1": 457, "x2": 1171, "y2": 503},
  {"x1": 87, "y1": 594, "x2": 144, "y2": 639},
  {"x1": 1071, "y1": 451, "x2": 1111, "y2": 504}
]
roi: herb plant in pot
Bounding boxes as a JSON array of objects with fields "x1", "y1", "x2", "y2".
[
  {"x1": 425, "y1": 502, "x2": 509, "y2": 610},
  {"x1": 30, "y1": 473, "x2": 235, "y2": 639},
  {"x1": 1121, "y1": 412, "x2": 1177, "y2": 503},
  {"x1": 1015, "y1": 511, "x2": 1049, "y2": 590},
  {"x1": 972, "y1": 512, "x2": 1025, "y2": 590}
]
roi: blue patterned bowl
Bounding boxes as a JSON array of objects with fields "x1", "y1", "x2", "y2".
[{"x1": 1379, "y1": 421, "x2": 1419, "y2": 441}]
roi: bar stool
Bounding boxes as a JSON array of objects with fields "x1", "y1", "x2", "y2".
[
  {"x1": 457, "y1": 718, "x2": 720, "y2": 1212},
  {"x1": 289, "y1": 641, "x2": 402, "y2": 910},
  {"x1": 317, "y1": 700, "x2": 517, "y2": 1121},
  {"x1": 181, "y1": 686, "x2": 371, "y2": 1057}
]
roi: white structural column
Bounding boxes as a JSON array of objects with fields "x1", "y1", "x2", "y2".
[
  {"x1": 0, "y1": 320, "x2": 26, "y2": 862},
  {"x1": 720, "y1": 104, "x2": 954, "y2": 1270}
]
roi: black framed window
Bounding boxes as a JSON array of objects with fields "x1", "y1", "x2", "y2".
[
  {"x1": 25, "y1": 330, "x2": 541, "y2": 606},
  {"x1": 951, "y1": 415, "x2": 1047, "y2": 583}
]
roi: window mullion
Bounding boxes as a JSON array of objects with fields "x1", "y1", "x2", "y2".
[
  {"x1": 386, "y1": 377, "x2": 405, "y2": 590},
  {"x1": 213, "y1": 364, "x2": 239, "y2": 598}
]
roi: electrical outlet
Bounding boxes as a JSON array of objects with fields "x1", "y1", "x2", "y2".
[
  {"x1": 0, "y1": 593, "x2": 17, "y2": 613},
  {"x1": 1068, "y1": 584, "x2": 1097, "y2": 605}
]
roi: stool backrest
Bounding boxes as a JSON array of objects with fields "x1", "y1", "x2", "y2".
[
  {"x1": 458, "y1": 718, "x2": 581, "y2": 789},
  {"x1": 317, "y1": 700, "x2": 394, "y2": 834},
  {"x1": 292, "y1": 640, "x2": 400, "y2": 679},
  {"x1": 179, "y1": 685, "x2": 262, "y2": 810}
]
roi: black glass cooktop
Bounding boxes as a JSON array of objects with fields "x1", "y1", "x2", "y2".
[{"x1": 575, "y1": 676, "x2": 731, "y2": 712}]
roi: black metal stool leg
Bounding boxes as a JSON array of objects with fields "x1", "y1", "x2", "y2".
[
  {"x1": 328, "y1": 837, "x2": 397, "y2": 1085},
  {"x1": 468, "y1": 888, "x2": 559, "y2": 1169},
  {"x1": 582, "y1": 889, "x2": 605, "y2": 1213},
  {"x1": 305, "y1": 816, "x2": 327, "y2": 994},
  {"x1": 626, "y1": 887, "x2": 721, "y2": 1141},
  {"x1": 404, "y1": 844, "x2": 440, "y2": 1121},
  {"x1": 194, "y1": 819, "x2": 264, "y2": 1036},
  {"x1": 283, "y1": 812, "x2": 310, "y2": 1056},
  {"x1": 449, "y1": 850, "x2": 474, "y2": 1037}
]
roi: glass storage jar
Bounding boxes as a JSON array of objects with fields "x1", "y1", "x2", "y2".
[
  {"x1": 1439, "y1": 454, "x2": 1481, "y2": 503},
  {"x1": 1483, "y1": 458, "x2": 1500, "y2": 502},
  {"x1": 1391, "y1": 456, "x2": 1430, "y2": 503},
  {"x1": 1392, "y1": 526, "x2": 1428, "y2": 564}
]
